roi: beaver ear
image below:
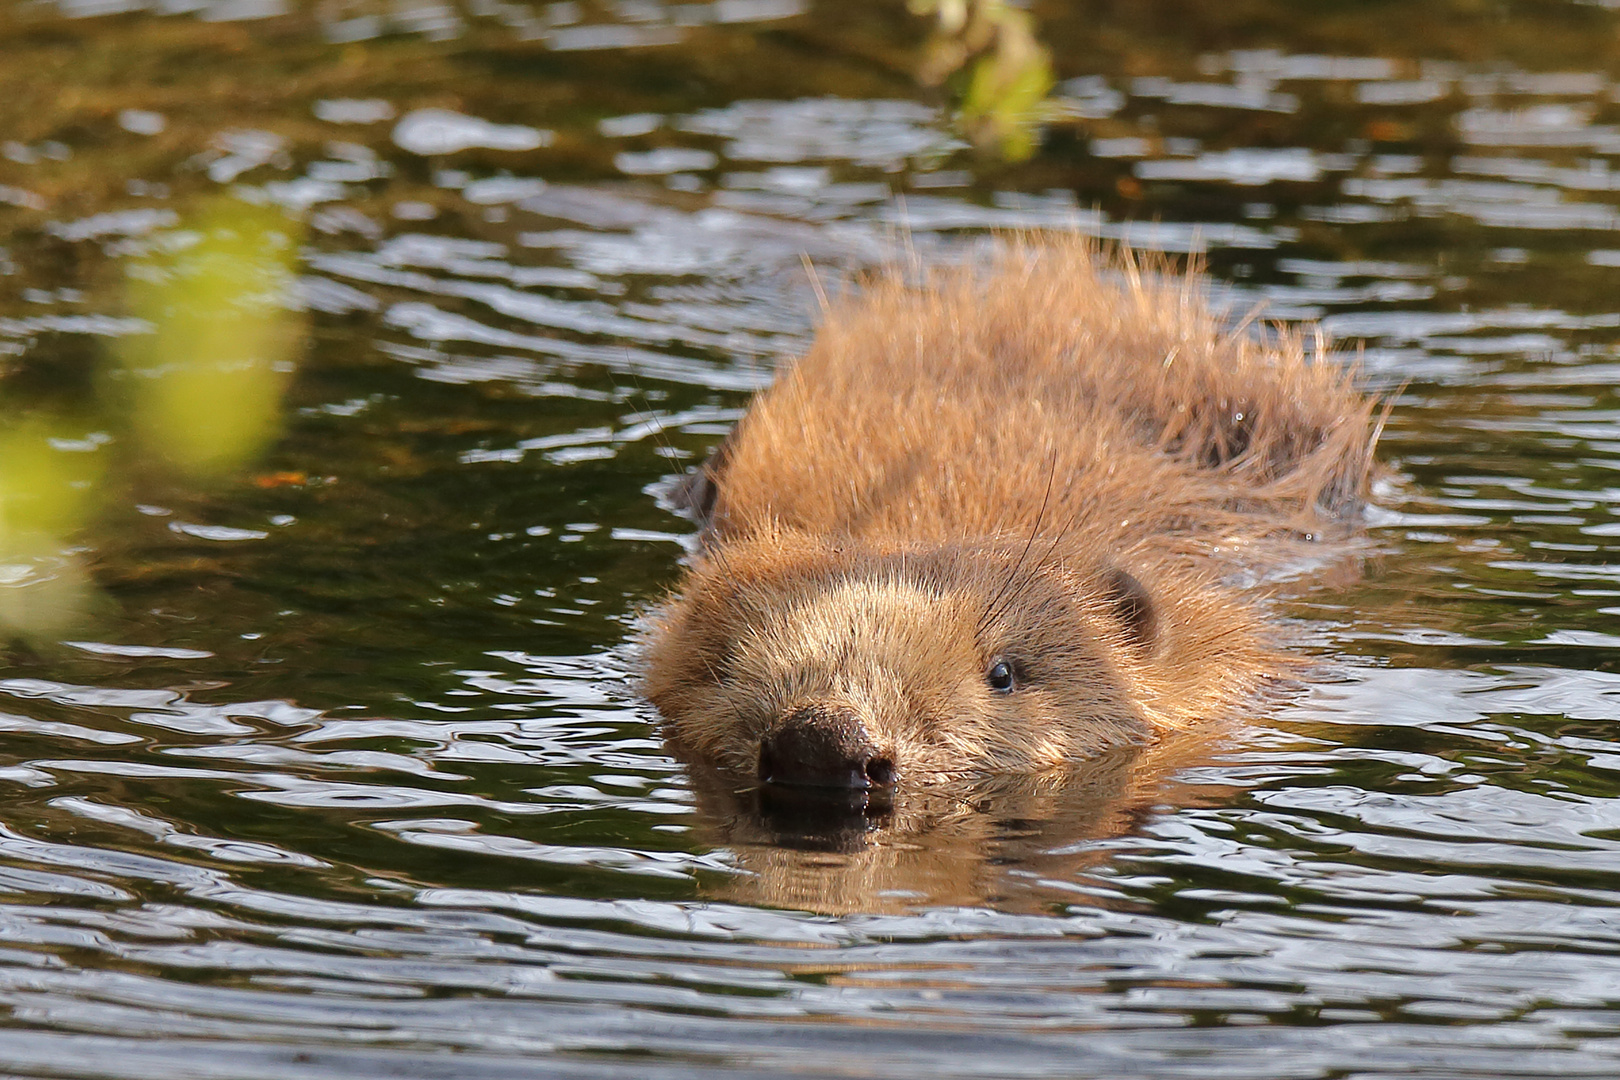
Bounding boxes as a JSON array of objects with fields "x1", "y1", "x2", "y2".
[
  {"x1": 667, "y1": 429, "x2": 736, "y2": 532},
  {"x1": 670, "y1": 466, "x2": 720, "y2": 528},
  {"x1": 668, "y1": 442, "x2": 727, "y2": 526},
  {"x1": 1100, "y1": 566, "x2": 1157, "y2": 651}
]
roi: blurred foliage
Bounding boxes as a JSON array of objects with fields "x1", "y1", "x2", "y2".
[
  {"x1": 910, "y1": 0, "x2": 1054, "y2": 161},
  {"x1": 0, "y1": 196, "x2": 303, "y2": 641},
  {"x1": 0, "y1": 422, "x2": 101, "y2": 639},
  {"x1": 115, "y1": 199, "x2": 303, "y2": 477}
]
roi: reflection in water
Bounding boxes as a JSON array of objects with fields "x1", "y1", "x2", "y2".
[{"x1": 690, "y1": 735, "x2": 1231, "y2": 913}]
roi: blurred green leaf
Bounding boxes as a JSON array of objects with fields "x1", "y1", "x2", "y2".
[
  {"x1": 959, "y1": 28, "x2": 1053, "y2": 162},
  {"x1": 912, "y1": 0, "x2": 1055, "y2": 162},
  {"x1": 0, "y1": 423, "x2": 103, "y2": 639},
  {"x1": 117, "y1": 198, "x2": 303, "y2": 478}
]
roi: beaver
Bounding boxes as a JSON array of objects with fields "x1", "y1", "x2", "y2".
[{"x1": 642, "y1": 238, "x2": 1381, "y2": 792}]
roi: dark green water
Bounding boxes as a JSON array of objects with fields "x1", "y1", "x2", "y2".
[{"x1": 4, "y1": 1, "x2": 1620, "y2": 1076}]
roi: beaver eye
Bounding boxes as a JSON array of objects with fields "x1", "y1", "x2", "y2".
[{"x1": 986, "y1": 659, "x2": 1015, "y2": 693}]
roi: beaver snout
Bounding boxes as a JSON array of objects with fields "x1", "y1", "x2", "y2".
[{"x1": 758, "y1": 706, "x2": 896, "y2": 790}]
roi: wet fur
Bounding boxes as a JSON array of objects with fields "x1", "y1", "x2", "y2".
[{"x1": 643, "y1": 238, "x2": 1380, "y2": 784}]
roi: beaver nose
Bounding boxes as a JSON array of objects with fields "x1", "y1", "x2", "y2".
[{"x1": 758, "y1": 707, "x2": 895, "y2": 790}]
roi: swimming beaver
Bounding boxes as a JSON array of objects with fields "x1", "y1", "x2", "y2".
[{"x1": 643, "y1": 238, "x2": 1380, "y2": 790}]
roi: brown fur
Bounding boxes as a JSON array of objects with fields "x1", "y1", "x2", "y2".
[{"x1": 643, "y1": 238, "x2": 1380, "y2": 785}]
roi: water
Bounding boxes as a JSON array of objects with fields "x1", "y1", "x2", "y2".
[{"x1": 3, "y1": 1, "x2": 1620, "y2": 1076}]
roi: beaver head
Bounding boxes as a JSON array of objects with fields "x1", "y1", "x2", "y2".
[{"x1": 643, "y1": 529, "x2": 1263, "y2": 789}]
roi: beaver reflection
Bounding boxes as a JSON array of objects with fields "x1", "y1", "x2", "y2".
[{"x1": 682, "y1": 732, "x2": 1229, "y2": 914}]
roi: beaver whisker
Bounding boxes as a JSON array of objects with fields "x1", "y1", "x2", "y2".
[{"x1": 976, "y1": 451, "x2": 1060, "y2": 637}]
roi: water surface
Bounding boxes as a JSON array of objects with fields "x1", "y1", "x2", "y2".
[{"x1": 3, "y1": 1, "x2": 1620, "y2": 1076}]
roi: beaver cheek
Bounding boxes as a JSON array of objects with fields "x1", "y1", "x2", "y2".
[{"x1": 757, "y1": 704, "x2": 897, "y2": 790}]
